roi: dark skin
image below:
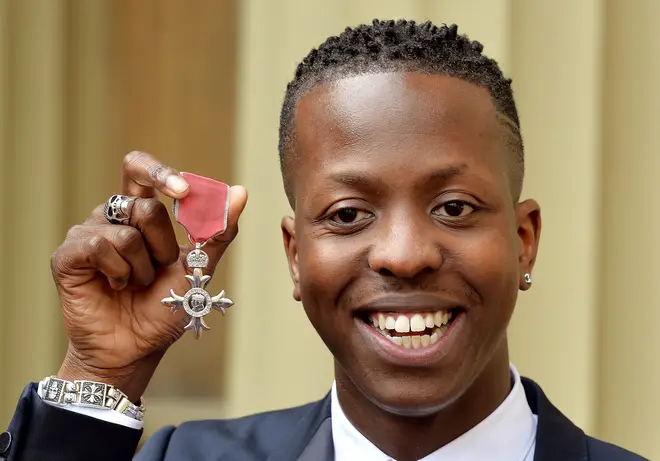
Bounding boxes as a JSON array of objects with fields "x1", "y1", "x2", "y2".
[
  {"x1": 50, "y1": 70, "x2": 538, "y2": 459},
  {"x1": 282, "y1": 72, "x2": 541, "y2": 460}
]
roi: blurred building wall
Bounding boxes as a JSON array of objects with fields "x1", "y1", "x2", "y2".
[{"x1": 0, "y1": 0, "x2": 657, "y2": 459}]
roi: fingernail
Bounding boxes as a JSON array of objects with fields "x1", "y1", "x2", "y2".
[{"x1": 166, "y1": 174, "x2": 189, "y2": 194}]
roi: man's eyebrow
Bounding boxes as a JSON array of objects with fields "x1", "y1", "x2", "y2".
[
  {"x1": 424, "y1": 164, "x2": 468, "y2": 184},
  {"x1": 326, "y1": 164, "x2": 469, "y2": 188},
  {"x1": 327, "y1": 171, "x2": 375, "y2": 186}
]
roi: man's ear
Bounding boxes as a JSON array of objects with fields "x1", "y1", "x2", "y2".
[
  {"x1": 281, "y1": 216, "x2": 301, "y2": 301},
  {"x1": 516, "y1": 199, "x2": 542, "y2": 291}
]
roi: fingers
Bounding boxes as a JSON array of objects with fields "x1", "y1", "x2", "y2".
[
  {"x1": 199, "y1": 185, "x2": 249, "y2": 265},
  {"x1": 53, "y1": 235, "x2": 131, "y2": 290},
  {"x1": 110, "y1": 226, "x2": 156, "y2": 286},
  {"x1": 85, "y1": 198, "x2": 180, "y2": 268},
  {"x1": 128, "y1": 199, "x2": 179, "y2": 266},
  {"x1": 63, "y1": 167, "x2": 247, "y2": 288},
  {"x1": 122, "y1": 151, "x2": 190, "y2": 199},
  {"x1": 54, "y1": 226, "x2": 155, "y2": 290},
  {"x1": 58, "y1": 196, "x2": 181, "y2": 289}
]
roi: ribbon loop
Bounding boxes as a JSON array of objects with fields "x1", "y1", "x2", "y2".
[{"x1": 173, "y1": 172, "x2": 230, "y2": 244}]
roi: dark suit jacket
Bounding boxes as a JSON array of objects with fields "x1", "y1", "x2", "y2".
[{"x1": 1, "y1": 377, "x2": 648, "y2": 461}]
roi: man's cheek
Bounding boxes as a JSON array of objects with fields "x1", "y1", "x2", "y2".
[{"x1": 462, "y1": 234, "x2": 516, "y2": 283}]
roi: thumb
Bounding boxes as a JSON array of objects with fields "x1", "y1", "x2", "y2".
[{"x1": 200, "y1": 184, "x2": 248, "y2": 265}]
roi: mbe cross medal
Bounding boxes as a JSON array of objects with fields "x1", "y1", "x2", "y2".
[{"x1": 161, "y1": 173, "x2": 234, "y2": 339}]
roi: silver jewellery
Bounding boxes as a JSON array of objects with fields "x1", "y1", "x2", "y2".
[
  {"x1": 103, "y1": 194, "x2": 135, "y2": 225},
  {"x1": 162, "y1": 173, "x2": 234, "y2": 339},
  {"x1": 161, "y1": 242, "x2": 234, "y2": 338},
  {"x1": 524, "y1": 273, "x2": 533, "y2": 285},
  {"x1": 38, "y1": 376, "x2": 145, "y2": 421}
]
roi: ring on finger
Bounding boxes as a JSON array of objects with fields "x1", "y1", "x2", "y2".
[{"x1": 103, "y1": 194, "x2": 135, "y2": 225}]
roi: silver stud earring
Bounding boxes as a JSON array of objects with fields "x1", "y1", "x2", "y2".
[{"x1": 524, "y1": 273, "x2": 532, "y2": 285}]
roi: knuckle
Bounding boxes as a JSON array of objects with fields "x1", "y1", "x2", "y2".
[
  {"x1": 85, "y1": 234, "x2": 109, "y2": 255},
  {"x1": 50, "y1": 246, "x2": 65, "y2": 276},
  {"x1": 135, "y1": 198, "x2": 167, "y2": 224},
  {"x1": 123, "y1": 150, "x2": 147, "y2": 171},
  {"x1": 146, "y1": 163, "x2": 172, "y2": 185},
  {"x1": 66, "y1": 224, "x2": 85, "y2": 240},
  {"x1": 114, "y1": 227, "x2": 143, "y2": 252}
]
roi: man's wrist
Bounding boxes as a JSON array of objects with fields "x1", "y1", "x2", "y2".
[{"x1": 58, "y1": 354, "x2": 147, "y2": 403}]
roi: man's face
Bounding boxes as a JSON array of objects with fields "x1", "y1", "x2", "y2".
[{"x1": 282, "y1": 72, "x2": 540, "y2": 415}]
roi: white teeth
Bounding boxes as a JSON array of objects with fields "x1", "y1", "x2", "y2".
[
  {"x1": 372, "y1": 311, "x2": 452, "y2": 331},
  {"x1": 434, "y1": 312, "x2": 443, "y2": 327},
  {"x1": 385, "y1": 328, "x2": 445, "y2": 350},
  {"x1": 370, "y1": 310, "x2": 454, "y2": 350},
  {"x1": 410, "y1": 314, "x2": 425, "y2": 332},
  {"x1": 378, "y1": 313, "x2": 386, "y2": 330},
  {"x1": 425, "y1": 314, "x2": 434, "y2": 328},
  {"x1": 395, "y1": 315, "x2": 410, "y2": 333}
]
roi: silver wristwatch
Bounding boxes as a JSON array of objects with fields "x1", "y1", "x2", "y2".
[{"x1": 38, "y1": 376, "x2": 145, "y2": 421}]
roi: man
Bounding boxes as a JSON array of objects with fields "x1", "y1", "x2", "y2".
[{"x1": 0, "y1": 20, "x2": 647, "y2": 461}]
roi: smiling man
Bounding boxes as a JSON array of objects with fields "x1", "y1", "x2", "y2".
[{"x1": 1, "y1": 19, "x2": 646, "y2": 461}]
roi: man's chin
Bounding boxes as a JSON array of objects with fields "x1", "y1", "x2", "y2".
[{"x1": 358, "y1": 381, "x2": 466, "y2": 418}]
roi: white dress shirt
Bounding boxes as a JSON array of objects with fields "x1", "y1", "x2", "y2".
[
  {"x1": 331, "y1": 364, "x2": 538, "y2": 461},
  {"x1": 40, "y1": 364, "x2": 537, "y2": 460}
]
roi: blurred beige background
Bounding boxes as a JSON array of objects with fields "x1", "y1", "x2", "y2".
[{"x1": 0, "y1": 0, "x2": 657, "y2": 458}]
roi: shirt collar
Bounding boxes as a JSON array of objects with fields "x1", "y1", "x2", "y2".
[{"x1": 331, "y1": 364, "x2": 538, "y2": 461}]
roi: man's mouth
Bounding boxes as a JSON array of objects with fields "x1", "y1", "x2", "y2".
[{"x1": 362, "y1": 310, "x2": 458, "y2": 350}]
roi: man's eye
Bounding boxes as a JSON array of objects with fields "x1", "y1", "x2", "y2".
[
  {"x1": 434, "y1": 201, "x2": 475, "y2": 218},
  {"x1": 330, "y1": 208, "x2": 370, "y2": 224}
]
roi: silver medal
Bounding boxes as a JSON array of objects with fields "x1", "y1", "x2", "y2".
[{"x1": 161, "y1": 242, "x2": 233, "y2": 338}]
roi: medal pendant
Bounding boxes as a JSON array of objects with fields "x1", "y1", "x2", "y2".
[
  {"x1": 161, "y1": 172, "x2": 233, "y2": 339},
  {"x1": 161, "y1": 243, "x2": 233, "y2": 339}
]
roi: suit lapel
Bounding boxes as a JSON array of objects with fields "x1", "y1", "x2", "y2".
[
  {"x1": 522, "y1": 378, "x2": 589, "y2": 461},
  {"x1": 297, "y1": 418, "x2": 334, "y2": 461},
  {"x1": 266, "y1": 393, "x2": 333, "y2": 461},
  {"x1": 268, "y1": 378, "x2": 590, "y2": 461}
]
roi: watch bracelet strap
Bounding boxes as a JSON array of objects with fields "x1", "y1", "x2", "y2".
[{"x1": 38, "y1": 376, "x2": 145, "y2": 422}]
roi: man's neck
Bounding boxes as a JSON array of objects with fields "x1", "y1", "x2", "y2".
[{"x1": 334, "y1": 351, "x2": 512, "y2": 461}]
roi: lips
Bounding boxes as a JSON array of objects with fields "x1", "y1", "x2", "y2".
[{"x1": 353, "y1": 293, "x2": 463, "y2": 353}]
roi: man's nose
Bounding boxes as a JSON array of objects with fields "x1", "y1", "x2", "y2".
[{"x1": 367, "y1": 212, "x2": 443, "y2": 279}]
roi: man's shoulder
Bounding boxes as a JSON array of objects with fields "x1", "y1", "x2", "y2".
[
  {"x1": 521, "y1": 377, "x2": 647, "y2": 461},
  {"x1": 139, "y1": 398, "x2": 330, "y2": 460},
  {"x1": 586, "y1": 436, "x2": 649, "y2": 461},
  {"x1": 178, "y1": 399, "x2": 322, "y2": 437}
]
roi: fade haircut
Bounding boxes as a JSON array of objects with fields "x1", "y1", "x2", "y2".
[{"x1": 278, "y1": 19, "x2": 524, "y2": 206}]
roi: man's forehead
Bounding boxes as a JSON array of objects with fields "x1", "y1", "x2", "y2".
[
  {"x1": 296, "y1": 72, "x2": 498, "y2": 142},
  {"x1": 294, "y1": 72, "x2": 501, "y2": 159}
]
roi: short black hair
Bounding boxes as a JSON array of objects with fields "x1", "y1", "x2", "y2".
[{"x1": 279, "y1": 19, "x2": 524, "y2": 205}]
